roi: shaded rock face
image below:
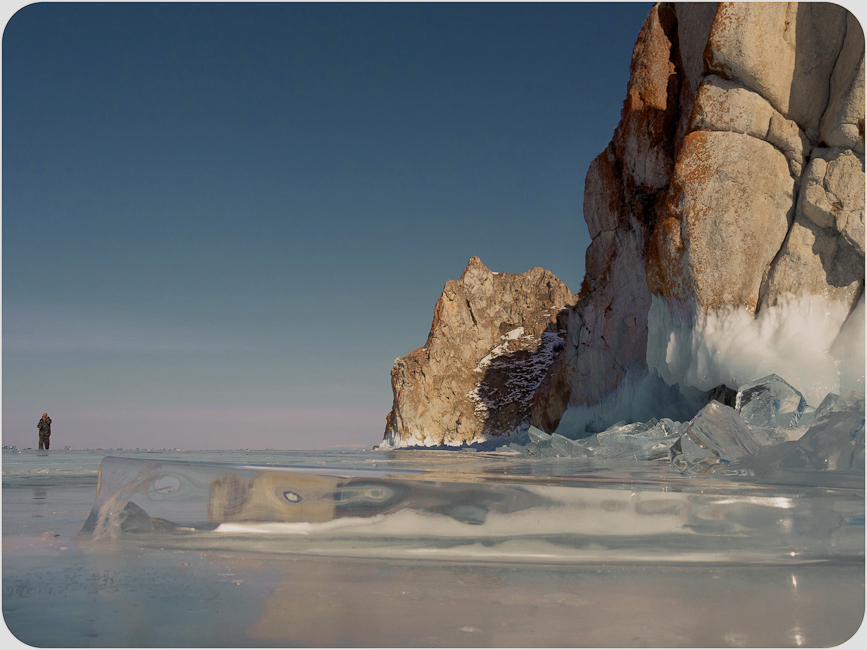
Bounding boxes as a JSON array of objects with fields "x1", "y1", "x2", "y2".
[
  {"x1": 533, "y1": 2, "x2": 864, "y2": 433},
  {"x1": 383, "y1": 258, "x2": 575, "y2": 447}
]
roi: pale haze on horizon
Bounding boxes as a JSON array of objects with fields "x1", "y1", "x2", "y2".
[{"x1": 2, "y1": 2, "x2": 655, "y2": 450}]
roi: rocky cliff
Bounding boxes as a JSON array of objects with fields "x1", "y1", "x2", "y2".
[
  {"x1": 383, "y1": 2, "x2": 864, "y2": 447},
  {"x1": 383, "y1": 258, "x2": 575, "y2": 447},
  {"x1": 532, "y1": 1, "x2": 864, "y2": 437}
]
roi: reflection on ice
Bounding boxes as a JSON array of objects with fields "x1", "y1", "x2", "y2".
[
  {"x1": 6, "y1": 446, "x2": 862, "y2": 647},
  {"x1": 79, "y1": 453, "x2": 863, "y2": 564}
]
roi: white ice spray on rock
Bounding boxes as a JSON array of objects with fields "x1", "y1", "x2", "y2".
[
  {"x1": 552, "y1": 293, "x2": 864, "y2": 441},
  {"x1": 646, "y1": 293, "x2": 865, "y2": 407}
]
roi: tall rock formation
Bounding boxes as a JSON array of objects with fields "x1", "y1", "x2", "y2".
[
  {"x1": 383, "y1": 2, "x2": 864, "y2": 447},
  {"x1": 383, "y1": 258, "x2": 575, "y2": 447},
  {"x1": 534, "y1": 1, "x2": 864, "y2": 435}
]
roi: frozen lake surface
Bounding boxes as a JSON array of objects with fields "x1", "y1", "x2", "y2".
[{"x1": 3, "y1": 448, "x2": 864, "y2": 646}]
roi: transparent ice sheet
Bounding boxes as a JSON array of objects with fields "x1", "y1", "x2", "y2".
[
  {"x1": 5, "y1": 449, "x2": 865, "y2": 647},
  {"x1": 78, "y1": 455, "x2": 864, "y2": 564}
]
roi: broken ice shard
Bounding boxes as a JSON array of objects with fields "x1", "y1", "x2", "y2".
[
  {"x1": 510, "y1": 427, "x2": 591, "y2": 458},
  {"x1": 581, "y1": 419, "x2": 681, "y2": 460},
  {"x1": 777, "y1": 410, "x2": 865, "y2": 472},
  {"x1": 525, "y1": 426, "x2": 563, "y2": 457},
  {"x1": 811, "y1": 391, "x2": 866, "y2": 423},
  {"x1": 537, "y1": 442, "x2": 560, "y2": 457},
  {"x1": 506, "y1": 442, "x2": 530, "y2": 455},
  {"x1": 722, "y1": 406, "x2": 865, "y2": 487},
  {"x1": 670, "y1": 401, "x2": 763, "y2": 474},
  {"x1": 527, "y1": 426, "x2": 552, "y2": 444},
  {"x1": 735, "y1": 374, "x2": 807, "y2": 429},
  {"x1": 549, "y1": 432, "x2": 591, "y2": 457}
]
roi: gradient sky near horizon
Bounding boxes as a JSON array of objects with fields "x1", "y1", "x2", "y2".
[{"x1": 3, "y1": 1, "x2": 653, "y2": 450}]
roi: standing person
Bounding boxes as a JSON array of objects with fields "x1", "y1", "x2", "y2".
[{"x1": 37, "y1": 413, "x2": 51, "y2": 450}]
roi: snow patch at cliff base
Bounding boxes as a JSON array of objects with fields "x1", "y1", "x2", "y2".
[{"x1": 646, "y1": 294, "x2": 864, "y2": 406}]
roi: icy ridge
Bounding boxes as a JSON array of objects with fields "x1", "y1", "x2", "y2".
[{"x1": 506, "y1": 373, "x2": 864, "y2": 488}]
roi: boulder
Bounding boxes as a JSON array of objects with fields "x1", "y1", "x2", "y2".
[
  {"x1": 704, "y1": 2, "x2": 849, "y2": 136},
  {"x1": 760, "y1": 146, "x2": 864, "y2": 309},
  {"x1": 819, "y1": 11, "x2": 866, "y2": 153},
  {"x1": 798, "y1": 148, "x2": 865, "y2": 254},
  {"x1": 760, "y1": 213, "x2": 863, "y2": 308},
  {"x1": 689, "y1": 75, "x2": 811, "y2": 178}
]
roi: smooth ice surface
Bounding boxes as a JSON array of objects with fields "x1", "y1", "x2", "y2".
[
  {"x1": 68, "y1": 452, "x2": 864, "y2": 563},
  {"x1": 4, "y1": 448, "x2": 864, "y2": 647},
  {"x1": 5, "y1": 540, "x2": 863, "y2": 647}
]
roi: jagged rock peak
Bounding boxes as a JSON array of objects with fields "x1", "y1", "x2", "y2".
[{"x1": 382, "y1": 258, "x2": 577, "y2": 448}]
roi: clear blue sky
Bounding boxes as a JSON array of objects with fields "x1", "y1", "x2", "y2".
[{"x1": 3, "y1": 2, "x2": 652, "y2": 450}]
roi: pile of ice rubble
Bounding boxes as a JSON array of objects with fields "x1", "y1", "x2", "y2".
[{"x1": 503, "y1": 375, "x2": 865, "y2": 486}]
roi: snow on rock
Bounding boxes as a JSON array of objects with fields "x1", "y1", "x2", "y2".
[
  {"x1": 382, "y1": 257, "x2": 575, "y2": 448},
  {"x1": 468, "y1": 330, "x2": 564, "y2": 423}
]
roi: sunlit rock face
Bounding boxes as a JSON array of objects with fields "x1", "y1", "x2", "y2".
[
  {"x1": 532, "y1": 4, "x2": 686, "y2": 434},
  {"x1": 383, "y1": 257, "x2": 576, "y2": 447},
  {"x1": 533, "y1": 1, "x2": 865, "y2": 435}
]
